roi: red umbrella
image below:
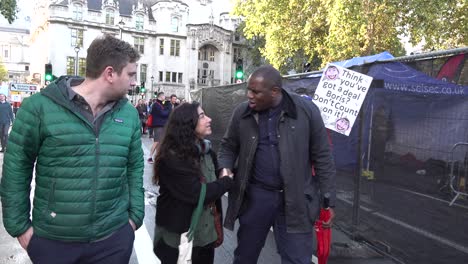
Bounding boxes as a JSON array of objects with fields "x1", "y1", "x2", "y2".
[{"x1": 315, "y1": 198, "x2": 333, "y2": 264}]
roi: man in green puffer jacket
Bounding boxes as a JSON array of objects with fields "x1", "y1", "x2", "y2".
[{"x1": 0, "y1": 34, "x2": 145, "y2": 263}]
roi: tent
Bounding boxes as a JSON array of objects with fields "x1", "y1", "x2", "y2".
[{"x1": 282, "y1": 62, "x2": 468, "y2": 168}]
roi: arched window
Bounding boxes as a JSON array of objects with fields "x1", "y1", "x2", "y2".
[
  {"x1": 136, "y1": 14, "x2": 144, "y2": 30},
  {"x1": 105, "y1": 9, "x2": 115, "y2": 25},
  {"x1": 171, "y1": 17, "x2": 179, "y2": 32},
  {"x1": 198, "y1": 45, "x2": 217, "y2": 62}
]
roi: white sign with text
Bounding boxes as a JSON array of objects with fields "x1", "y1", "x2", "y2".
[
  {"x1": 9, "y1": 83, "x2": 38, "y2": 92},
  {"x1": 313, "y1": 64, "x2": 373, "y2": 136}
]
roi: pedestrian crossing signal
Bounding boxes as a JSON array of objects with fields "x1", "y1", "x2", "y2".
[
  {"x1": 45, "y1": 63, "x2": 53, "y2": 81},
  {"x1": 235, "y1": 58, "x2": 244, "y2": 82},
  {"x1": 236, "y1": 70, "x2": 244, "y2": 79}
]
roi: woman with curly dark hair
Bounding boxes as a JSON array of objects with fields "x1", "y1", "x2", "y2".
[{"x1": 152, "y1": 102, "x2": 233, "y2": 264}]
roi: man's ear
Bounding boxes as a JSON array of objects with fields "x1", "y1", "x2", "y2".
[
  {"x1": 272, "y1": 86, "x2": 281, "y2": 95},
  {"x1": 103, "y1": 66, "x2": 115, "y2": 83}
]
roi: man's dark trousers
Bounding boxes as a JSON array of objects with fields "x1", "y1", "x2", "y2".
[
  {"x1": 0, "y1": 123, "x2": 9, "y2": 150},
  {"x1": 233, "y1": 184, "x2": 314, "y2": 264},
  {"x1": 26, "y1": 223, "x2": 135, "y2": 264}
]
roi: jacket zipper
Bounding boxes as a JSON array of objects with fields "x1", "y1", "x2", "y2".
[
  {"x1": 88, "y1": 137, "x2": 99, "y2": 241},
  {"x1": 277, "y1": 111, "x2": 285, "y2": 190},
  {"x1": 47, "y1": 180, "x2": 57, "y2": 218}
]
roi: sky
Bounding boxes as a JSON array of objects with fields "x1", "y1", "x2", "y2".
[{"x1": 0, "y1": 0, "x2": 32, "y2": 29}]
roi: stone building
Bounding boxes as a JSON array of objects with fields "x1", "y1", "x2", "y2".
[
  {"x1": 0, "y1": 2, "x2": 31, "y2": 85},
  {"x1": 29, "y1": 0, "x2": 243, "y2": 99}
]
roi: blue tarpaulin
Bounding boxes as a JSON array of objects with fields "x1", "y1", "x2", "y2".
[
  {"x1": 331, "y1": 51, "x2": 394, "y2": 68},
  {"x1": 282, "y1": 62, "x2": 468, "y2": 168},
  {"x1": 368, "y1": 62, "x2": 467, "y2": 96}
]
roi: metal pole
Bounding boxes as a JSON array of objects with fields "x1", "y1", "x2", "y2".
[
  {"x1": 151, "y1": 76, "x2": 154, "y2": 98},
  {"x1": 352, "y1": 108, "x2": 364, "y2": 239},
  {"x1": 74, "y1": 47, "x2": 80, "y2": 76},
  {"x1": 118, "y1": 19, "x2": 125, "y2": 40}
]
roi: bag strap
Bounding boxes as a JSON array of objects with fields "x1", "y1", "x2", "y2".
[{"x1": 186, "y1": 183, "x2": 206, "y2": 241}]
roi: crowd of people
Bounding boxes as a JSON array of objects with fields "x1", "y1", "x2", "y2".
[{"x1": 0, "y1": 34, "x2": 336, "y2": 264}]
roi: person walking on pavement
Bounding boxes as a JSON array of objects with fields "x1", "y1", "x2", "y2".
[
  {"x1": 168, "y1": 94, "x2": 179, "y2": 110},
  {"x1": 0, "y1": 34, "x2": 145, "y2": 264},
  {"x1": 218, "y1": 65, "x2": 336, "y2": 264},
  {"x1": 148, "y1": 92, "x2": 171, "y2": 164},
  {"x1": 147, "y1": 98, "x2": 155, "y2": 138},
  {"x1": 0, "y1": 93, "x2": 14, "y2": 152},
  {"x1": 136, "y1": 99, "x2": 148, "y2": 134},
  {"x1": 153, "y1": 102, "x2": 233, "y2": 264}
]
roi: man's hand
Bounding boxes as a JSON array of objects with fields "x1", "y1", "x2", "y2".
[
  {"x1": 17, "y1": 227, "x2": 33, "y2": 250},
  {"x1": 129, "y1": 219, "x2": 136, "y2": 231},
  {"x1": 322, "y1": 208, "x2": 335, "y2": 229}
]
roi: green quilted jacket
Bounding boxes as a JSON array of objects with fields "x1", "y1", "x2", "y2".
[{"x1": 0, "y1": 77, "x2": 145, "y2": 242}]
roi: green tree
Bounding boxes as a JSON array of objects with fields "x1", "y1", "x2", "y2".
[
  {"x1": 396, "y1": 0, "x2": 467, "y2": 50},
  {"x1": 233, "y1": 0, "x2": 467, "y2": 69},
  {"x1": 0, "y1": 60, "x2": 8, "y2": 82},
  {"x1": 235, "y1": 21, "x2": 267, "y2": 77},
  {"x1": 0, "y1": 0, "x2": 17, "y2": 24}
]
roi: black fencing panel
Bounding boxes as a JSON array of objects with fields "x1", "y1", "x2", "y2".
[
  {"x1": 334, "y1": 89, "x2": 468, "y2": 264},
  {"x1": 191, "y1": 83, "x2": 247, "y2": 150},
  {"x1": 194, "y1": 61, "x2": 468, "y2": 263}
]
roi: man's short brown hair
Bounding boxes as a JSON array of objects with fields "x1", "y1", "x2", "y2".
[{"x1": 85, "y1": 34, "x2": 140, "y2": 79}]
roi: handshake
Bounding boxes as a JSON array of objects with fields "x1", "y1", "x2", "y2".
[{"x1": 219, "y1": 168, "x2": 234, "y2": 179}]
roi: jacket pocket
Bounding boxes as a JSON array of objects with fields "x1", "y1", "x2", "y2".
[
  {"x1": 304, "y1": 186, "x2": 320, "y2": 224},
  {"x1": 44, "y1": 180, "x2": 57, "y2": 223}
]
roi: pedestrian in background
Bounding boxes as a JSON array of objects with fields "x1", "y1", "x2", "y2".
[
  {"x1": 153, "y1": 102, "x2": 233, "y2": 264},
  {"x1": 169, "y1": 94, "x2": 179, "y2": 110},
  {"x1": 147, "y1": 98, "x2": 155, "y2": 138},
  {"x1": 0, "y1": 94, "x2": 14, "y2": 152},
  {"x1": 136, "y1": 99, "x2": 148, "y2": 134},
  {"x1": 0, "y1": 34, "x2": 145, "y2": 264},
  {"x1": 218, "y1": 65, "x2": 336, "y2": 264},
  {"x1": 148, "y1": 92, "x2": 171, "y2": 164}
]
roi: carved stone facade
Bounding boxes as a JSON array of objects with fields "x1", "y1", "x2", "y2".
[
  {"x1": 28, "y1": 0, "x2": 242, "y2": 100},
  {"x1": 186, "y1": 24, "x2": 234, "y2": 89}
]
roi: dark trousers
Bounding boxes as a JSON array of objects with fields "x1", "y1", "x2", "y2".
[
  {"x1": 148, "y1": 127, "x2": 154, "y2": 138},
  {"x1": 234, "y1": 184, "x2": 314, "y2": 264},
  {"x1": 154, "y1": 238, "x2": 214, "y2": 264},
  {"x1": 141, "y1": 120, "x2": 147, "y2": 134},
  {"x1": 27, "y1": 223, "x2": 134, "y2": 264},
  {"x1": 0, "y1": 123, "x2": 9, "y2": 150}
]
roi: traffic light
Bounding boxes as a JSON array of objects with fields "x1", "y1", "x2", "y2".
[
  {"x1": 235, "y1": 59, "x2": 244, "y2": 82},
  {"x1": 45, "y1": 63, "x2": 53, "y2": 82},
  {"x1": 140, "y1": 82, "x2": 146, "y2": 93}
]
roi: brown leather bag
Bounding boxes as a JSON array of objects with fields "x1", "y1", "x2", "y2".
[{"x1": 210, "y1": 203, "x2": 224, "y2": 247}]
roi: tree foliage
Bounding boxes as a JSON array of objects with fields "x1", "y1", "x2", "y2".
[
  {"x1": 233, "y1": 0, "x2": 467, "y2": 70},
  {"x1": 0, "y1": 0, "x2": 17, "y2": 24},
  {"x1": 0, "y1": 60, "x2": 8, "y2": 82},
  {"x1": 235, "y1": 22, "x2": 267, "y2": 76}
]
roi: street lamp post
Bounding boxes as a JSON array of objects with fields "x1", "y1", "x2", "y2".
[
  {"x1": 151, "y1": 76, "x2": 154, "y2": 98},
  {"x1": 74, "y1": 46, "x2": 80, "y2": 76},
  {"x1": 118, "y1": 19, "x2": 125, "y2": 40},
  {"x1": 131, "y1": 84, "x2": 136, "y2": 104}
]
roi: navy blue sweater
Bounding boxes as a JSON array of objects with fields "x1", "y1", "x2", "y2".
[{"x1": 0, "y1": 101, "x2": 14, "y2": 124}]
